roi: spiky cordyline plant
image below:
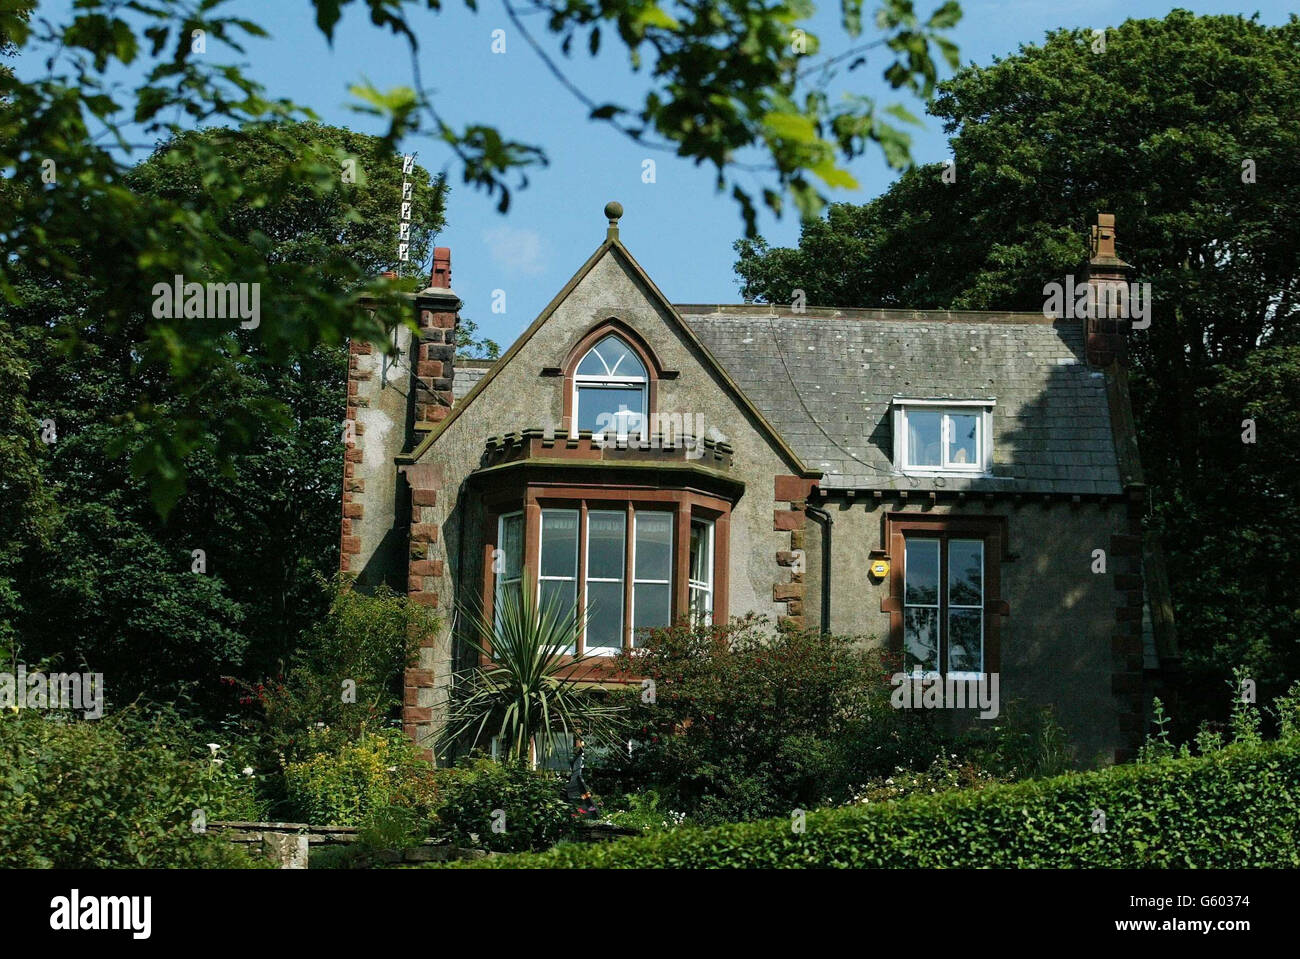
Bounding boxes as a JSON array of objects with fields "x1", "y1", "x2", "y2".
[{"x1": 440, "y1": 574, "x2": 627, "y2": 765}]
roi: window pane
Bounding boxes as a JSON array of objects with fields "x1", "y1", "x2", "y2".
[
  {"x1": 948, "y1": 608, "x2": 983, "y2": 673},
  {"x1": 576, "y1": 334, "x2": 646, "y2": 378},
  {"x1": 587, "y1": 511, "x2": 626, "y2": 577},
  {"x1": 689, "y1": 586, "x2": 712, "y2": 624},
  {"x1": 634, "y1": 512, "x2": 673, "y2": 580},
  {"x1": 576, "y1": 385, "x2": 645, "y2": 433},
  {"x1": 689, "y1": 520, "x2": 712, "y2": 585},
  {"x1": 537, "y1": 732, "x2": 573, "y2": 771},
  {"x1": 586, "y1": 581, "x2": 624, "y2": 649},
  {"x1": 948, "y1": 539, "x2": 983, "y2": 607},
  {"x1": 633, "y1": 583, "x2": 671, "y2": 642},
  {"x1": 904, "y1": 607, "x2": 939, "y2": 673},
  {"x1": 539, "y1": 510, "x2": 578, "y2": 579},
  {"x1": 947, "y1": 413, "x2": 979, "y2": 466},
  {"x1": 904, "y1": 539, "x2": 940, "y2": 606},
  {"x1": 540, "y1": 578, "x2": 576, "y2": 625},
  {"x1": 500, "y1": 513, "x2": 523, "y2": 581},
  {"x1": 907, "y1": 410, "x2": 942, "y2": 467}
]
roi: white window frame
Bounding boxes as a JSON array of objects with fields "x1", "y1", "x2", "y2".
[
  {"x1": 583, "y1": 509, "x2": 627, "y2": 657},
  {"x1": 495, "y1": 512, "x2": 523, "y2": 636},
  {"x1": 892, "y1": 398, "x2": 995, "y2": 475},
  {"x1": 537, "y1": 508, "x2": 579, "y2": 654},
  {"x1": 572, "y1": 336, "x2": 649, "y2": 439},
  {"x1": 688, "y1": 518, "x2": 714, "y2": 626},
  {"x1": 630, "y1": 510, "x2": 673, "y2": 649}
]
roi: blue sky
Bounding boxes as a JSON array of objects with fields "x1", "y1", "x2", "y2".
[{"x1": 15, "y1": 0, "x2": 1297, "y2": 345}]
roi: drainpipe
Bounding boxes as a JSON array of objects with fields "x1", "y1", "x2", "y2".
[{"x1": 804, "y1": 502, "x2": 833, "y2": 634}]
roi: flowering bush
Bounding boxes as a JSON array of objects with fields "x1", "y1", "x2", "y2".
[
  {"x1": 283, "y1": 727, "x2": 440, "y2": 827},
  {"x1": 230, "y1": 577, "x2": 435, "y2": 765},
  {"x1": 600, "y1": 791, "x2": 688, "y2": 833},
  {"x1": 846, "y1": 753, "x2": 1000, "y2": 806}
]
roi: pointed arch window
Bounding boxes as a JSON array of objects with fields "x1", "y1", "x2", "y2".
[{"x1": 572, "y1": 334, "x2": 648, "y2": 436}]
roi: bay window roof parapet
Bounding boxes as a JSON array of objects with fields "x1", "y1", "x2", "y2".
[{"x1": 479, "y1": 427, "x2": 736, "y2": 471}]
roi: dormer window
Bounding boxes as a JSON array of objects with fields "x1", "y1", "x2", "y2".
[
  {"x1": 893, "y1": 399, "x2": 994, "y2": 474},
  {"x1": 573, "y1": 334, "x2": 648, "y2": 435}
]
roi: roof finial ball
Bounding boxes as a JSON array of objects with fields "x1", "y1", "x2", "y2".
[{"x1": 605, "y1": 200, "x2": 623, "y2": 240}]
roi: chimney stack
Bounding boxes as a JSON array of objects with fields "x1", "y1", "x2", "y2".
[
  {"x1": 413, "y1": 247, "x2": 459, "y2": 430},
  {"x1": 1084, "y1": 213, "x2": 1133, "y2": 367}
]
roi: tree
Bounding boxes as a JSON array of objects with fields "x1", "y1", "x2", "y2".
[
  {"x1": 1, "y1": 0, "x2": 960, "y2": 507},
  {"x1": 4, "y1": 122, "x2": 447, "y2": 715},
  {"x1": 456, "y1": 317, "x2": 501, "y2": 361},
  {"x1": 733, "y1": 11, "x2": 1300, "y2": 726}
]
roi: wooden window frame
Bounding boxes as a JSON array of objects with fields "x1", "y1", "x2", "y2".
[
  {"x1": 481, "y1": 486, "x2": 730, "y2": 672},
  {"x1": 881, "y1": 513, "x2": 1009, "y2": 676}
]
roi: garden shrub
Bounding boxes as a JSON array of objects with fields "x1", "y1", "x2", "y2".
[
  {"x1": 283, "y1": 727, "x2": 440, "y2": 827},
  {"x1": 239, "y1": 578, "x2": 435, "y2": 764},
  {"x1": 602, "y1": 791, "x2": 687, "y2": 833},
  {"x1": 431, "y1": 758, "x2": 573, "y2": 853},
  {"x1": 455, "y1": 737, "x2": 1300, "y2": 868},
  {"x1": 606, "y1": 616, "x2": 970, "y2": 822},
  {"x1": 0, "y1": 707, "x2": 264, "y2": 868}
]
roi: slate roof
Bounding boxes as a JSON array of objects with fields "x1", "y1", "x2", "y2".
[
  {"x1": 675, "y1": 306, "x2": 1124, "y2": 495},
  {"x1": 449, "y1": 307, "x2": 1126, "y2": 495},
  {"x1": 453, "y1": 360, "x2": 493, "y2": 401}
]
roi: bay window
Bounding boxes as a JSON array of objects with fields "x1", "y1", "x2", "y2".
[
  {"x1": 494, "y1": 512, "x2": 524, "y2": 632},
  {"x1": 631, "y1": 511, "x2": 673, "y2": 645},
  {"x1": 484, "y1": 493, "x2": 728, "y2": 658},
  {"x1": 688, "y1": 518, "x2": 714, "y2": 625}
]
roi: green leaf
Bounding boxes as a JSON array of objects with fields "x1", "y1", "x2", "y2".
[{"x1": 763, "y1": 111, "x2": 818, "y2": 144}]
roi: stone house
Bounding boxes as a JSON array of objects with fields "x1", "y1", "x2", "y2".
[{"x1": 341, "y1": 203, "x2": 1177, "y2": 766}]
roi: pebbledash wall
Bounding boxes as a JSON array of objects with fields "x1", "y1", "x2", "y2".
[{"x1": 341, "y1": 219, "x2": 1162, "y2": 766}]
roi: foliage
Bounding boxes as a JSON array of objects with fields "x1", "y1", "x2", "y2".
[
  {"x1": 431, "y1": 758, "x2": 573, "y2": 853},
  {"x1": 732, "y1": 11, "x2": 1300, "y2": 726},
  {"x1": 607, "y1": 615, "x2": 961, "y2": 823},
  {"x1": 601, "y1": 790, "x2": 687, "y2": 833},
  {"x1": 961, "y1": 700, "x2": 1073, "y2": 780},
  {"x1": 251, "y1": 577, "x2": 432, "y2": 763},
  {"x1": 845, "y1": 752, "x2": 998, "y2": 805},
  {"x1": 456, "y1": 317, "x2": 501, "y2": 360},
  {"x1": 282, "y1": 727, "x2": 441, "y2": 827},
  {"x1": 1138, "y1": 697, "x2": 1176, "y2": 763},
  {"x1": 442, "y1": 579, "x2": 627, "y2": 763},
  {"x1": 1272, "y1": 681, "x2": 1300, "y2": 741},
  {"x1": 0, "y1": 706, "x2": 264, "y2": 868},
  {"x1": 2, "y1": 121, "x2": 446, "y2": 718},
  {"x1": 458, "y1": 737, "x2": 1300, "y2": 868}
]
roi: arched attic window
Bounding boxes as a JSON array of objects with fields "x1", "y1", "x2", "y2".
[{"x1": 572, "y1": 333, "x2": 649, "y2": 436}]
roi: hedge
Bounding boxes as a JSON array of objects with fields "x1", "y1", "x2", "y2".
[{"x1": 450, "y1": 738, "x2": 1300, "y2": 868}]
